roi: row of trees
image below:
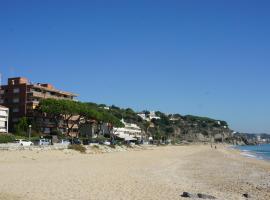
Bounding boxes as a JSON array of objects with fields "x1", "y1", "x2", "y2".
[{"x1": 36, "y1": 99, "x2": 124, "y2": 136}]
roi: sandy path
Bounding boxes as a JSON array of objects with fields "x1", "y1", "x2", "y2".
[{"x1": 0, "y1": 145, "x2": 269, "y2": 200}]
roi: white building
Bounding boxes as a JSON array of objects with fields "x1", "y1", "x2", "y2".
[
  {"x1": 137, "y1": 111, "x2": 161, "y2": 122},
  {"x1": 149, "y1": 111, "x2": 161, "y2": 120},
  {"x1": 137, "y1": 113, "x2": 147, "y2": 121},
  {"x1": 113, "y1": 119, "x2": 142, "y2": 141},
  {"x1": 0, "y1": 105, "x2": 9, "y2": 133}
]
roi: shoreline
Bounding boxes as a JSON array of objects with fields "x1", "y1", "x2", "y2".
[
  {"x1": 0, "y1": 144, "x2": 269, "y2": 200},
  {"x1": 232, "y1": 144, "x2": 270, "y2": 162}
]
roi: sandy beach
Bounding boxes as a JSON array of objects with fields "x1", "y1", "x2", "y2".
[{"x1": 0, "y1": 145, "x2": 269, "y2": 200}]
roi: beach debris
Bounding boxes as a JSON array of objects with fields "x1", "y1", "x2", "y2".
[
  {"x1": 181, "y1": 192, "x2": 216, "y2": 199},
  {"x1": 242, "y1": 193, "x2": 250, "y2": 198}
]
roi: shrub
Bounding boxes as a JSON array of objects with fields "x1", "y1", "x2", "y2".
[
  {"x1": 68, "y1": 144, "x2": 86, "y2": 153},
  {"x1": 0, "y1": 134, "x2": 16, "y2": 143},
  {"x1": 14, "y1": 117, "x2": 29, "y2": 136},
  {"x1": 96, "y1": 135, "x2": 107, "y2": 143},
  {"x1": 92, "y1": 144, "x2": 99, "y2": 149}
]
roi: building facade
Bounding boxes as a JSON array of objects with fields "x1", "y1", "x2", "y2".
[
  {"x1": 112, "y1": 119, "x2": 142, "y2": 141},
  {"x1": 0, "y1": 77, "x2": 77, "y2": 134},
  {"x1": 99, "y1": 119, "x2": 142, "y2": 141},
  {"x1": 0, "y1": 105, "x2": 9, "y2": 133}
]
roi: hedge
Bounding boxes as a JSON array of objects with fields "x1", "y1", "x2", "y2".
[{"x1": 0, "y1": 134, "x2": 16, "y2": 143}]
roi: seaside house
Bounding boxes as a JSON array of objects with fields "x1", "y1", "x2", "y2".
[
  {"x1": 137, "y1": 113, "x2": 147, "y2": 121},
  {"x1": 0, "y1": 105, "x2": 9, "y2": 133},
  {"x1": 137, "y1": 111, "x2": 161, "y2": 122},
  {"x1": 113, "y1": 119, "x2": 142, "y2": 141},
  {"x1": 100, "y1": 119, "x2": 143, "y2": 141}
]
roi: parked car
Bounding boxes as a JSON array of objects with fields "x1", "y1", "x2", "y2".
[
  {"x1": 38, "y1": 139, "x2": 51, "y2": 146},
  {"x1": 70, "y1": 138, "x2": 81, "y2": 145},
  {"x1": 59, "y1": 139, "x2": 70, "y2": 145},
  {"x1": 15, "y1": 139, "x2": 33, "y2": 147},
  {"x1": 103, "y1": 141, "x2": 111, "y2": 146}
]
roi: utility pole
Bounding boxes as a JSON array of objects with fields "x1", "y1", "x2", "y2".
[{"x1": 28, "y1": 125, "x2": 32, "y2": 141}]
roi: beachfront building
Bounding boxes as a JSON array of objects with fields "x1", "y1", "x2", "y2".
[
  {"x1": 113, "y1": 119, "x2": 142, "y2": 141},
  {"x1": 0, "y1": 77, "x2": 78, "y2": 134},
  {"x1": 0, "y1": 105, "x2": 9, "y2": 133},
  {"x1": 100, "y1": 119, "x2": 143, "y2": 141}
]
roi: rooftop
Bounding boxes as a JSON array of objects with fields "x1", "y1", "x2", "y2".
[
  {"x1": 0, "y1": 105, "x2": 8, "y2": 109},
  {"x1": 30, "y1": 84, "x2": 78, "y2": 97},
  {"x1": 5, "y1": 77, "x2": 78, "y2": 97}
]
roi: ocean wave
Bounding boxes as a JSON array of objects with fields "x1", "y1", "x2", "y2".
[
  {"x1": 241, "y1": 152, "x2": 257, "y2": 158},
  {"x1": 241, "y1": 150, "x2": 251, "y2": 152},
  {"x1": 240, "y1": 152, "x2": 264, "y2": 160},
  {"x1": 236, "y1": 144, "x2": 270, "y2": 161}
]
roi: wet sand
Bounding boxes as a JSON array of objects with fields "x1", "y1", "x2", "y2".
[{"x1": 0, "y1": 145, "x2": 269, "y2": 200}]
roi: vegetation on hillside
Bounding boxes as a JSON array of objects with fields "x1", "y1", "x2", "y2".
[{"x1": 100, "y1": 104, "x2": 231, "y2": 142}]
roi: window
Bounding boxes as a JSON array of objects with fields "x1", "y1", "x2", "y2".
[
  {"x1": 13, "y1": 108, "x2": 19, "y2": 113},
  {"x1": 0, "y1": 90, "x2": 4, "y2": 94},
  {"x1": 13, "y1": 88, "x2": 20, "y2": 93},
  {"x1": 0, "y1": 121, "x2": 5, "y2": 127},
  {"x1": 44, "y1": 127, "x2": 51, "y2": 134},
  {"x1": 0, "y1": 110, "x2": 7, "y2": 116},
  {"x1": 13, "y1": 98, "x2": 19, "y2": 103}
]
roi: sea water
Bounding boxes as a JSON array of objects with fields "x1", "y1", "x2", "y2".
[{"x1": 235, "y1": 144, "x2": 270, "y2": 161}]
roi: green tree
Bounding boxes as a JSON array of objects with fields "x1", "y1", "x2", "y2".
[
  {"x1": 14, "y1": 117, "x2": 29, "y2": 136},
  {"x1": 37, "y1": 99, "x2": 124, "y2": 138}
]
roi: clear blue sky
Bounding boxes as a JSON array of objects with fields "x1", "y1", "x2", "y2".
[{"x1": 0, "y1": 0, "x2": 270, "y2": 133}]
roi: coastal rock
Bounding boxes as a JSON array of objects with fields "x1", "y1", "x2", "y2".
[
  {"x1": 243, "y1": 193, "x2": 250, "y2": 198},
  {"x1": 181, "y1": 192, "x2": 216, "y2": 199},
  {"x1": 181, "y1": 192, "x2": 196, "y2": 198},
  {"x1": 197, "y1": 193, "x2": 216, "y2": 199}
]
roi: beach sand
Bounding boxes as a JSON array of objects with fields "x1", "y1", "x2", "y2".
[{"x1": 0, "y1": 145, "x2": 269, "y2": 200}]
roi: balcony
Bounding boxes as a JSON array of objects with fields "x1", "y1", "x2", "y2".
[
  {"x1": 27, "y1": 100, "x2": 40, "y2": 104},
  {"x1": 28, "y1": 90, "x2": 72, "y2": 100}
]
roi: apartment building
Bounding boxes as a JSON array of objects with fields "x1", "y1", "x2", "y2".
[
  {"x1": 0, "y1": 105, "x2": 9, "y2": 133},
  {"x1": 0, "y1": 77, "x2": 77, "y2": 134},
  {"x1": 100, "y1": 119, "x2": 142, "y2": 141}
]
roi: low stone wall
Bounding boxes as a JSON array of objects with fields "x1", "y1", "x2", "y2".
[
  {"x1": 0, "y1": 143, "x2": 156, "y2": 153},
  {"x1": 0, "y1": 143, "x2": 69, "y2": 151}
]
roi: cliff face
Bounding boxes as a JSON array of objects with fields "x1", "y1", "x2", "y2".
[
  {"x1": 230, "y1": 133, "x2": 270, "y2": 145},
  {"x1": 156, "y1": 114, "x2": 233, "y2": 143}
]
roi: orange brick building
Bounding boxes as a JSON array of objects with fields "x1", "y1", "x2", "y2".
[{"x1": 0, "y1": 77, "x2": 77, "y2": 134}]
